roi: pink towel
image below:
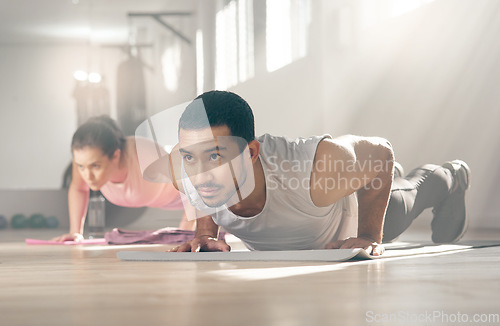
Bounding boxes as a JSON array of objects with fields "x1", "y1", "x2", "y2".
[
  {"x1": 104, "y1": 227, "x2": 226, "y2": 245},
  {"x1": 25, "y1": 228, "x2": 225, "y2": 246}
]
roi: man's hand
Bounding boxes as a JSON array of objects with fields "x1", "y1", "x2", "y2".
[
  {"x1": 169, "y1": 235, "x2": 231, "y2": 252},
  {"x1": 51, "y1": 233, "x2": 84, "y2": 242},
  {"x1": 325, "y1": 237, "x2": 385, "y2": 256}
]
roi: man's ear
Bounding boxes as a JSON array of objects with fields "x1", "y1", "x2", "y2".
[{"x1": 247, "y1": 140, "x2": 260, "y2": 164}]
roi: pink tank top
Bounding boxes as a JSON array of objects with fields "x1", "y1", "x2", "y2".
[{"x1": 100, "y1": 137, "x2": 183, "y2": 210}]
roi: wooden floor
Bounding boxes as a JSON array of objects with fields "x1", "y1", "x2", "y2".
[{"x1": 1, "y1": 229, "x2": 500, "y2": 326}]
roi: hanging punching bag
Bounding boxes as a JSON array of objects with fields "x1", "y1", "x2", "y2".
[{"x1": 116, "y1": 56, "x2": 147, "y2": 136}]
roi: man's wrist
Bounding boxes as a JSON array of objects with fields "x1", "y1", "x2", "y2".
[
  {"x1": 358, "y1": 234, "x2": 380, "y2": 243},
  {"x1": 195, "y1": 231, "x2": 218, "y2": 239},
  {"x1": 195, "y1": 226, "x2": 219, "y2": 239}
]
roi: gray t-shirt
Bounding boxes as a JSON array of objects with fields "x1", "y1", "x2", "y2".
[{"x1": 212, "y1": 134, "x2": 358, "y2": 251}]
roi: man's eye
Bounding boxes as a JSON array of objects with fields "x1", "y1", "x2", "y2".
[
  {"x1": 183, "y1": 155, "x2": 194, "y2": 162},
  {"x1": 209, "y1": 153, "x2": 221, "y2": 161},
  {"x1": 92, "y1": 164, "x2": 100, "y2": 169}
]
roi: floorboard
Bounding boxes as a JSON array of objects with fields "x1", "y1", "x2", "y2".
[{"x1": 1, "y1": 228, "x2": 499, "y2": 326}]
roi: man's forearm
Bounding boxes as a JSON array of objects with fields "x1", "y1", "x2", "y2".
[
  {"x1": 356, "y1": 159, "x2": 393, "y2": 243},
  {"x1": 195, "y1": 216, "x2": 220, "y2": 238},
  {"x1": 354, "y1": 137, "x2": 394, "y2": 243},
  {"x1": 357, "y1": 185, "x2": 390, "y2": 242}
]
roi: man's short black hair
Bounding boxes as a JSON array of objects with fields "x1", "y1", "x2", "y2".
[{"x1": 179, "y1": 90, "x2": 255, "y2": 143}]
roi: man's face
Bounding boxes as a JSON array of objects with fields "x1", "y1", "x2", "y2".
[{"x1": 178, "y1": 125, "x2": 249, "y2": 208}]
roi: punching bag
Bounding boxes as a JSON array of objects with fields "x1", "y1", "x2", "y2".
[{"x1": 116, "y1": 56, "x2": 147, "y2": 136}]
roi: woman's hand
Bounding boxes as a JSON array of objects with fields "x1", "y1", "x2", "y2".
[{"x1": 51, "y1": 233, "x2": 84, "y2": 242}]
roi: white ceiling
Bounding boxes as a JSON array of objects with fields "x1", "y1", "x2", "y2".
[{"x1": 0, "y1": 0, "x2": 195, "y2": 44}]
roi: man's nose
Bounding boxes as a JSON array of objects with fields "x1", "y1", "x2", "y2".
[{"x1": 193, "y1": 169, "x2": 214, "y2": 185}]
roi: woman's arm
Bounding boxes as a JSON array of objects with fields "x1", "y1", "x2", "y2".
[{"x1": 51, "y1": 161, "x2": 90, "y2": 241}]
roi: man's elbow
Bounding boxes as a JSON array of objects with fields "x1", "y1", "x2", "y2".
[
  {"x1": 380, "y1": 138, "x2": 394, "y2": 160},
  {"x1": 367, "y1": 137, "x2": 394, "y2": 175},
  {"x1": 377, "y1": 139, "x2": 394, "y2": 175}
]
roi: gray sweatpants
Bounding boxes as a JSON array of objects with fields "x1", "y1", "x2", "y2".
[{"x1": 382, "y1": 164, "x2": 454, "y2": 242}]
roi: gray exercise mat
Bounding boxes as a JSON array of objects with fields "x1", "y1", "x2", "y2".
[
  {"x1": 117, "y1": 248, "x2": 369, "y2": 262},
  {"x1": 116, "y1": 243, "x2": 483, "y2": 262}
]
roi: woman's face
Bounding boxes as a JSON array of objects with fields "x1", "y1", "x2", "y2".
[{"x1": 73, "y1": 146, "x2": 119, "y2": 191}]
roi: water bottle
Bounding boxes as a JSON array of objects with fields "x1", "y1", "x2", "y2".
[{"x1": 87, "y1": 192, "x2": 105, "y2": 238}]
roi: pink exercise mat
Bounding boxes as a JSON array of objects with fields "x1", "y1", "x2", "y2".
[{"x1": 25, "y1": 238, "x2": 107, "y2": 245}]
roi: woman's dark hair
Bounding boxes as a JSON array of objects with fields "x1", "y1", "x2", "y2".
[
  {"x1": 179, "y1": 90, "x2": 255, "y2": 143},
  {"x1": 71, "y1": 115, "x2": 126, "y2": 158}
]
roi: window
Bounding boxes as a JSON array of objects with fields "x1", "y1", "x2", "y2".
[
  {"x1": 390, "y1": 0, "x2": 436, "y2": 17},
  {"x1": 215, "y1": 0, "x2": 254, "y2": 90},
  {"x1": 360, "y1": 0, "x2": 437, "y2": 30},
  {"x1": 196, "y1": 29, "x2": 204, "y2": 95},
  {"x1": 266, "y1": 0, "x2": 311, "y2": 72},
  {"x1": 161, "y1": 38, "x2": 181, "y2": 92}
]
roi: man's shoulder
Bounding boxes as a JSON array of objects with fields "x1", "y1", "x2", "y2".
[
  {"x1": 258, "y1": 133, "x2": 332, "y2": 179},
  {"x1": 257, "y1": 133, "x2": 332, "y2": 147},
  {"x1": 257, "y1": 133, "x2": 332, "y2": 159}
]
